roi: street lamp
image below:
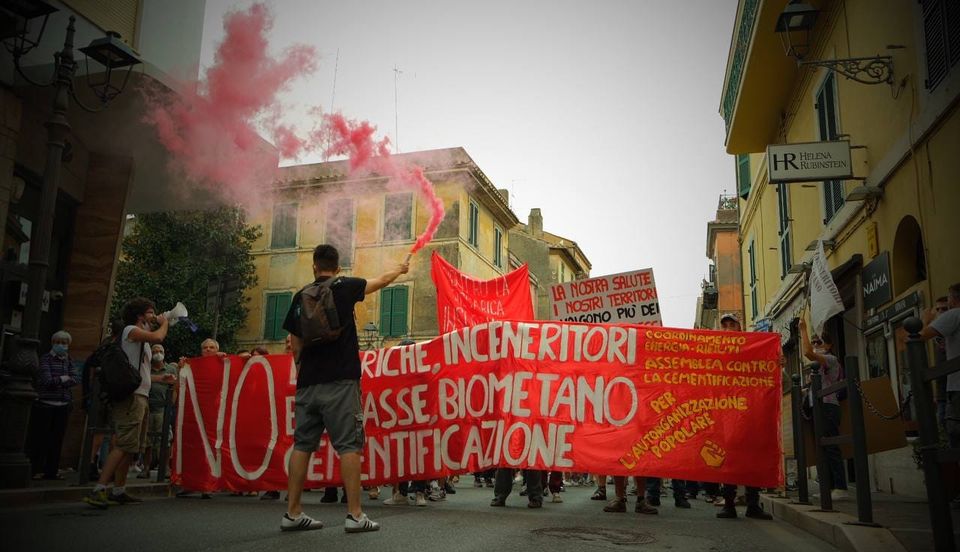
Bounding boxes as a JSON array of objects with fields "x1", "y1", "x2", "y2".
[
  {"x1": 362, "y1": 322, "x2": 380, "y2": 350},
  {"x1": 0, "y1": 6, "x2": 142, "y2": 488},
  {"x1": 845, "y1": 185, "x2": 883, "y2": 202},
  {"x1": 774, "y1": 0, "x2": 894, "y2": 85},
  {"x1": 774, "y1": 0, "x2": 818, "y2": 60}
]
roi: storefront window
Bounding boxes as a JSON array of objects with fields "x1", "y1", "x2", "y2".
[
  {"x1": 891, "y1": 318, "x2": 916, "y2": 423},
  {"x1": 865, "y1": 330, "x2": 889, "y2": 379}
]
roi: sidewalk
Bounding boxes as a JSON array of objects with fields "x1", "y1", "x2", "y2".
[
  {"x1": 760, "y1": 484, "x2": 960, "y2": 552},
  {"x1": 0, "y1": 469, "x2": 170, "y2": 509}
]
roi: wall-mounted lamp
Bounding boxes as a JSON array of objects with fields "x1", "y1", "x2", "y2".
[
  {"x1": 774, "y1": 0, "x2": 894, "y2": 85},
  {"x1": 787, "y1": 262, "x2": 812, "y2": 274},
  {"x1": 845, "y1": 185, "x2": 883, "y2": 201},
  {"x1": 804, "y1": 239, "x2": 836, "y2": 252},
  {"x1": 774, "y1": 0, "x2": 819, "y2": 59}
]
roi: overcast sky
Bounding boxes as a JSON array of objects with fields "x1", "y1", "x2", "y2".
[{"x1": 199, "y1": 0, "x2": 739, "y2": 328}]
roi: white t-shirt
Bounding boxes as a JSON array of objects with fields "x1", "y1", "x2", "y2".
[
  {"x1": 931, "y1": 308, "x2": 960, "y2": 391},
  {"x1": 122, "y1": 325, "x2": 153, "y2": 397}
]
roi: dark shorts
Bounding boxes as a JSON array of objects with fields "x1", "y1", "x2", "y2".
[{"x1": 293, "y1": 380, "x2": 365, "y2": 455}]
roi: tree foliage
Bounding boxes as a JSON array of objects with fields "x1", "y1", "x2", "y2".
[{"x1": 111, "y1": 208, "x2": 260, "y2": 359}]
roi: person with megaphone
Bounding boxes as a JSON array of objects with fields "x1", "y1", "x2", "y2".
[{"x1": 83, "y1": 297, "x2": 174, "y2": 509}]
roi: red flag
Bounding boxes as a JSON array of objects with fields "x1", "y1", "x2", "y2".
[{"x1": 430, "y1": 252, "x2": 534, "y2": 332}]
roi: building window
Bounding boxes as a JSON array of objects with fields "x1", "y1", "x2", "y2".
[
  {"x1": 325, "y1": 198, "x2": 354, "y2": 267},
  {"x1": 776, "y1": 183, "x2": 792, "y2": 279},
  {"x1": 748, "y1": 239, "x2": 758, "y2": 319},
  {"x1": 264, "y1": 292, "x2": 292, "y2": 341},
  {"x1": 865, "y1": 330, "x2": 889, "y2": 379},
  {"x1": 922, "y1": 0, "x2": 960, "y2": 91},
  {"x1": 379, "y1": 286, "x2": 408, "y2": 337},
  {"x1": 468, "y1": 201, "x2": 479, "y2": 247},
  {"x1": 493, "y1": 227, "x2": 503, "y2": 268},
  {"x1": 736, "y1": 154, "x2": 751, "y2": 199},
  {"x1": 270, "y1": 203, "x2": 297, "y2": 249},
  {"x1": 384, "y1": 193, "x2": 413, "y2": 242},
  {"x1": 816, "y1": 73, "x2": 844, "y2": 223},
  {"x1": 892, "y1": 215, "x2": 927, "y2": 295}
]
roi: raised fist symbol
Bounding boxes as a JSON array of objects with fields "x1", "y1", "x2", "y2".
[{"x1": 700, "y1": 440, "x2": 726, "y2": 468}]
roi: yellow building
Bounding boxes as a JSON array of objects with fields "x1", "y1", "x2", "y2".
[
  {"x1": 721, "y1": 0, "x2": 960, "y2": 497},
  {"x1": 237, "y1": 147, "x2": 519, "y2": 350}
]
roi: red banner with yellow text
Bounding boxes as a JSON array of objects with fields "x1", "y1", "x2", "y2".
[
  {"x1": 431, "y1": 252, "x2": 534, "y2": 333},
  {"x1": 171, "y1": 322, "x2": 783, "y2": 492}
]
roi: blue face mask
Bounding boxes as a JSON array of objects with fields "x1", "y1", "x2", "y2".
[{"x1": 52, "y1": 344, "x2": 68, "y2": 357}]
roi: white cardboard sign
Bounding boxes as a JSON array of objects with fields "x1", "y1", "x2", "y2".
[{"x1": 549, "y1": 268, "x2": 662, "y2": 325}]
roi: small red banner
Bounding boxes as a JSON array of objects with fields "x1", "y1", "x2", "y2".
[{"x1": 431, "y1": 252, "x2": 534, "y2": 333}]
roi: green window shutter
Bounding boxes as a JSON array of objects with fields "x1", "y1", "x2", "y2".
[
  {"x1": 264, "y1": 295, "x2": 278, "y2": 340},
  {"x1": 736, "y1": 155, "x2": 751, "y2": 199},
  {"x1": 264, "y1": 292, "x2": 292, "y2": 340},
  {"x1": 391, "y1": 287, "x2": 408, "y2": 337},
  {"x1": 274, "y1": 293, "x2": 292, "y2": 340},
  {"x1": 777, "y1": 184, "x2": 791, "y2": 279},
  {"x1": 380, "y1": 287, "x2": 394, "y2": 336},
  {"x1": 469, "y1": 202, "x2": 479, "y2": 246},
  {"x1": 326, "y1": 198, "x2": 355, "y2": 266},
  {"x1": 384, "y1": 193, "x2": 413, "y2": 241},
  {"x1": 271, "y1": 204, "x2": 297, "y2": 249},
  {"x1": 380, "y1": 287, "x2": 408, "y2": 337}
]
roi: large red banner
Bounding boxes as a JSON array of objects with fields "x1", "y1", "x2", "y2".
[
  {"x1": 171, "y1": 322, "x2": 783, "y2": 492},
  {"x1": 431, "y1": 252, "x2": 534, "y2": 333}
]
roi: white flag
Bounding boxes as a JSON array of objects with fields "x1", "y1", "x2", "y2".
[{"x1": 809, "y1": 240, "x2": 844, "y2": 336}]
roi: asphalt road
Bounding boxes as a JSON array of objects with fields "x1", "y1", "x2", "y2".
[{"x1": 3, "y1": 482, "x2": 837, "y2": 552}]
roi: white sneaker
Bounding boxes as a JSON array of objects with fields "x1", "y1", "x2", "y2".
[
  {"x1": 551, "y1": 493, "x2": 563, "y2": 503},
  {"x1": 428, "y1": 488, "x2": 446, "y2": 501},
  {"x1": 415, "y1": 491, "x2": 427, "y2": 506},
  {"x1": 344, "y1": 512, "x2": 380, "y2": 533},
  {"x1": 383, "y1": 492, "x2": 405, "y2": 505},
  {"x1": 831, "y1": 489, "x2": 850, "y2": 500},
  {"x1": 281, "y1": 512, "x2": 324, "y2": 532},
  {"x1": 367, "y1": 487, "x2": 380, "y2": 500}
]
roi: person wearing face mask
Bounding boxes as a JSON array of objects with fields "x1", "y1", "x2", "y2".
[
  {"x1": 26, "y1": 330, "x2": 79, "y2": 480},
  {"x1": 137, "y1": 344, "x2": 178, "y2": 479},
  {"x1": 799, "y1": 316, "x2": 849, "y2": 500}
]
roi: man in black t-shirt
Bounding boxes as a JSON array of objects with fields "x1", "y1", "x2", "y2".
[{"x1": 280, "y1": 244, "x2": 408, "y2": 534}]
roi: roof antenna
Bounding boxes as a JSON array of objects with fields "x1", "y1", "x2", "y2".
[
  {"x1": 330, "y1": 48, "x2": 340, "y2": 111},
  {"x1": 394, "y1": 65, "x2": 403, "y2": 152}
]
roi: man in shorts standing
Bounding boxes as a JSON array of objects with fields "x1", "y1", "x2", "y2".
[
  {"x1": 83, "y1": 298, "x2": 173, "y2": 508},
  {"x1": 281, "y1": 244, "x2": 408, "y2": 533}
]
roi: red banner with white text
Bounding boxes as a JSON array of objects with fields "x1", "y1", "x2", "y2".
[
  {"x1": 171, "y1": 322, "x2": 783, "y2": 492},
  {"x1": 431, "y1": 252, "x2": 534, "y2": 333}
]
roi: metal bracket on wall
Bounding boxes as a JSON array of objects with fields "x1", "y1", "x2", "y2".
[{"x1": 800, "y1": 56, "x2": 894, "y2": 85}]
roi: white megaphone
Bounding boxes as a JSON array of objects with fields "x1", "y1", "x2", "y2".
[{"x1": 162, "y1": 302, "x2": 188, "y2": 326}]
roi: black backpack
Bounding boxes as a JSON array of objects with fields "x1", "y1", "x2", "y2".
[
  {"x1": 299, "y1": 278, "x2": 343, "y2": 344},
  {"x1": 89, "y1": 336, "x2": 143, "y2": 402}
]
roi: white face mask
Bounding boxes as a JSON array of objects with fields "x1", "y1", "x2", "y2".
[
  {"x1": 153, "y1": 353, "x2": 165, "y2": 363},
  {"x1": 814, "y1": 348, "x2": 826, "y2": 355}
]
